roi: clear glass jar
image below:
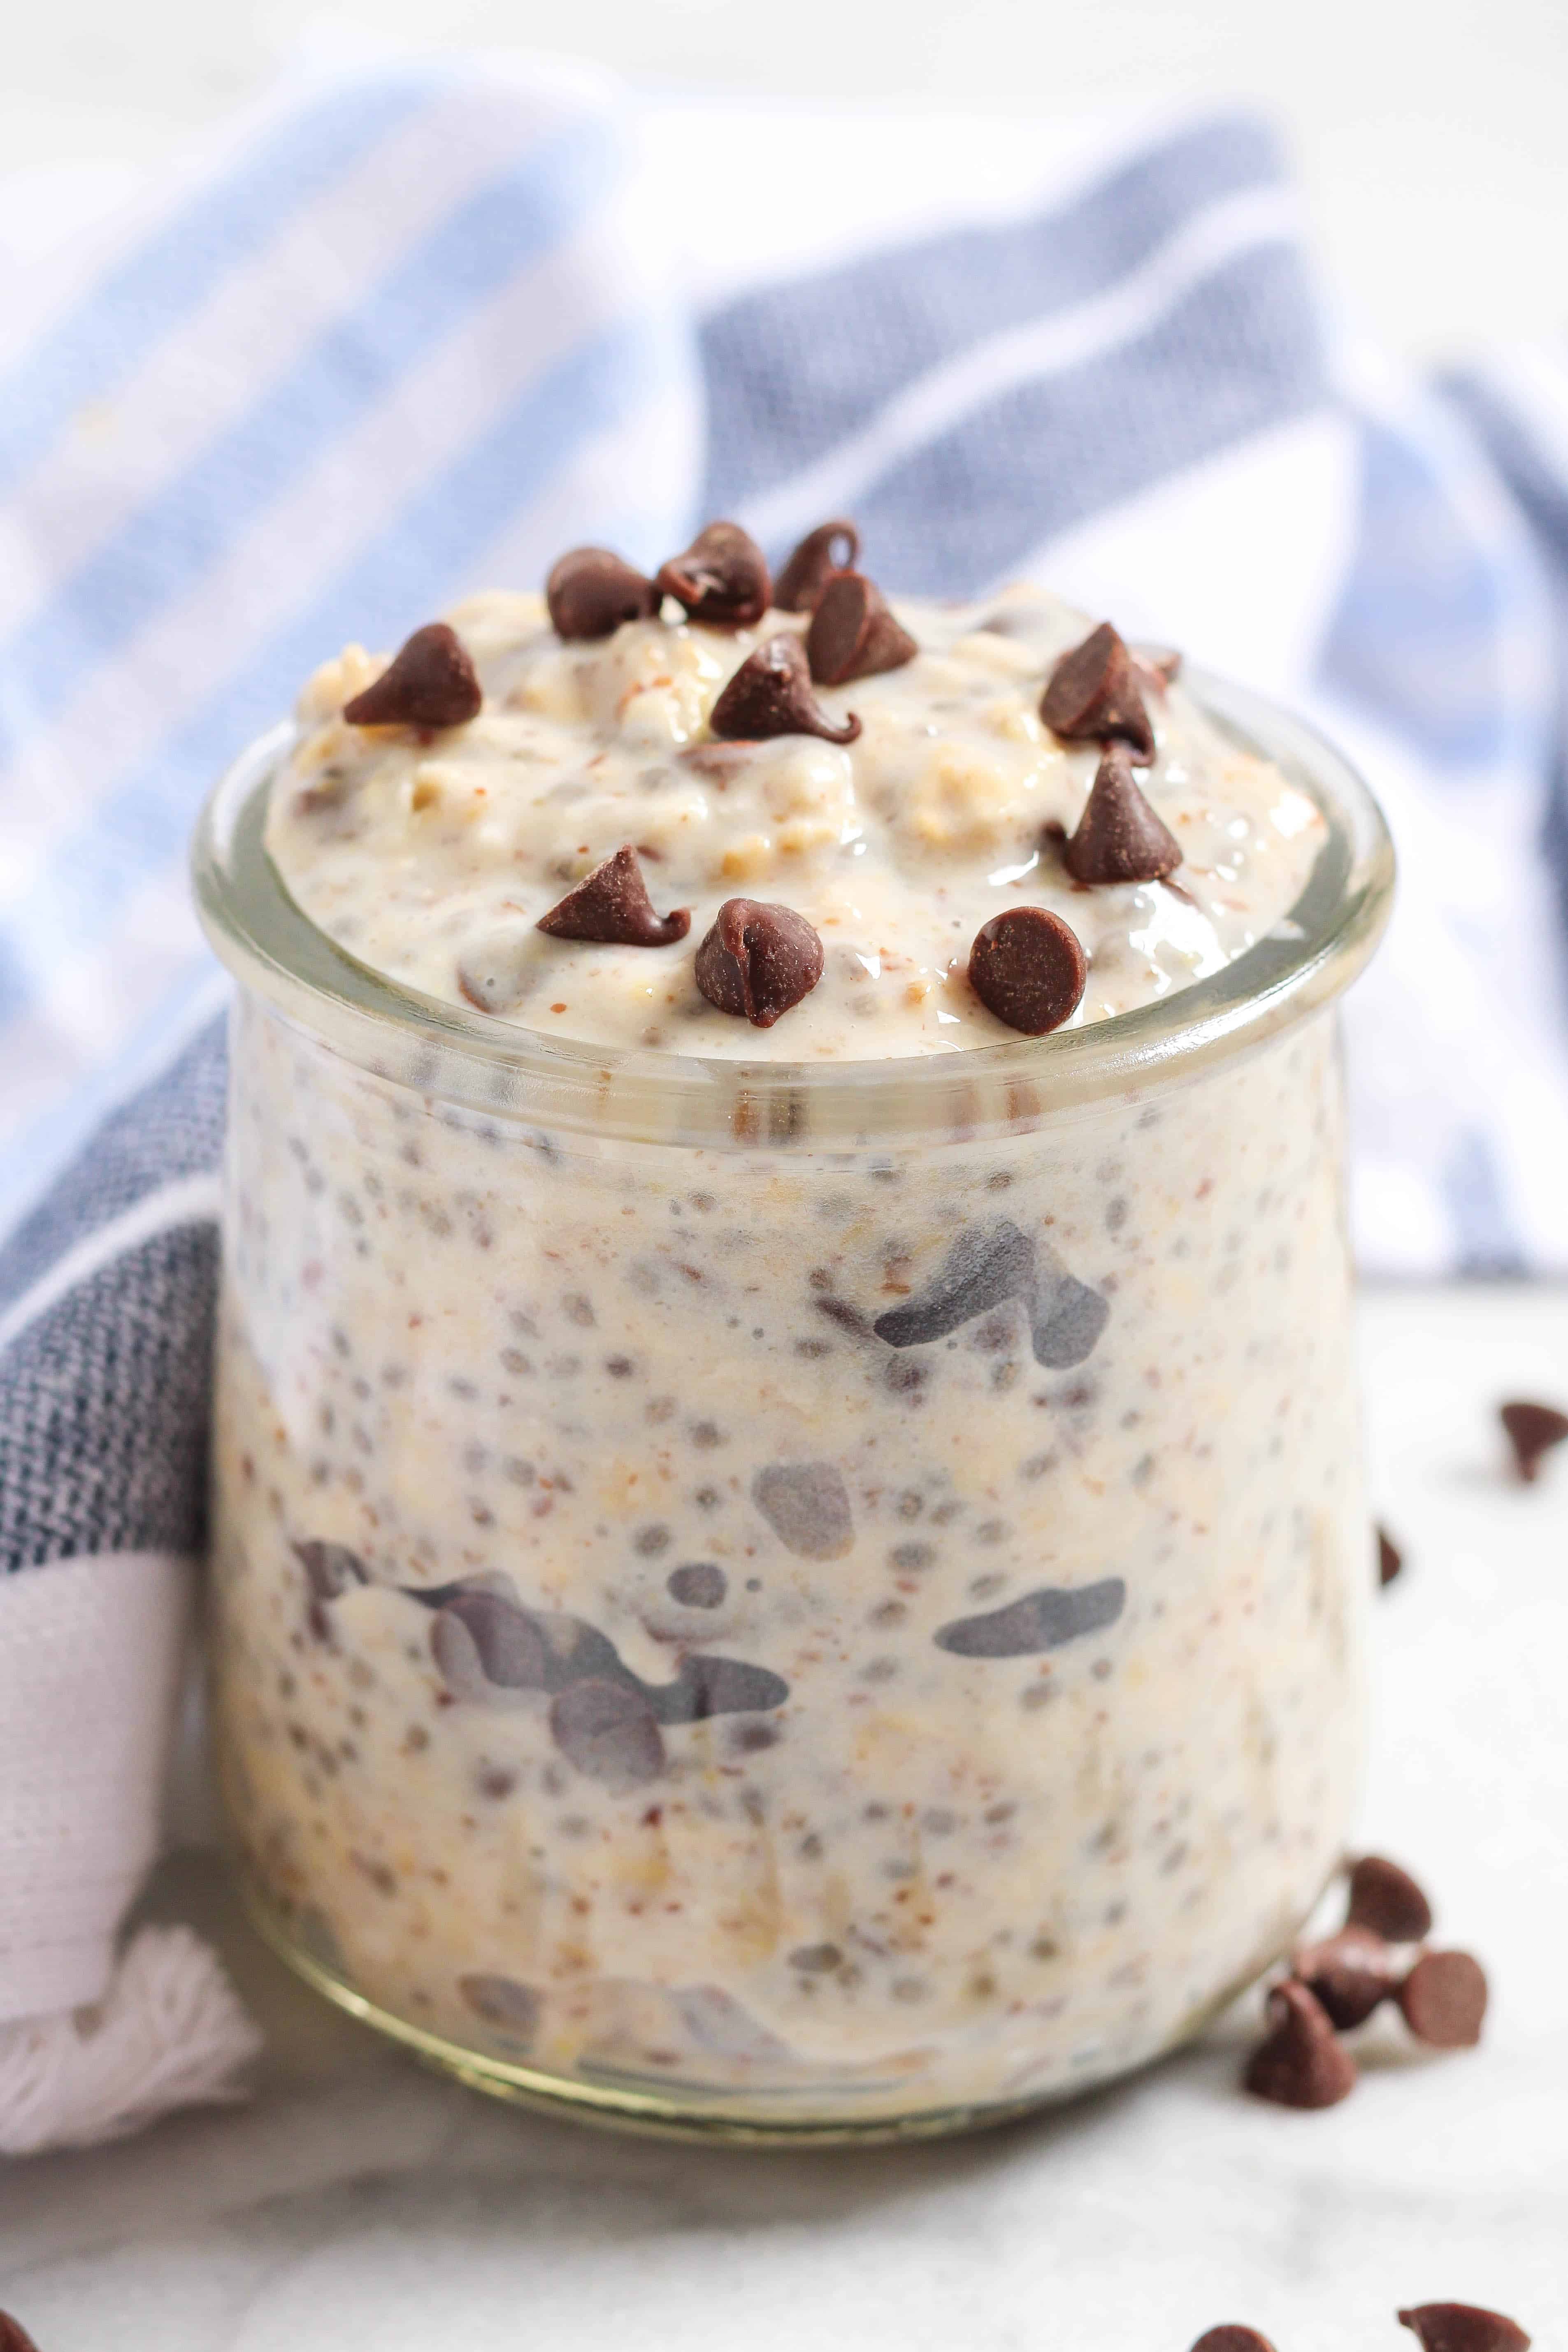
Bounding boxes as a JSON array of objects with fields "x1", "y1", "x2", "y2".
[{"x1": 193, "y1": 670, "x2": 1392, "y2": 2144}]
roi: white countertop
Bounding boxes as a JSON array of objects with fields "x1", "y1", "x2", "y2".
[{"x1": 2, "y1": 1283, "x2": 1564, "y2": 2350}]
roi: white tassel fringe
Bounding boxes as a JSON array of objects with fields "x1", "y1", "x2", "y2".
[{"x1": 0, "y1": 1924, "x2": 263, "y2": 2156}]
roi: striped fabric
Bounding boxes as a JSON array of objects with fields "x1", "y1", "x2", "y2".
[{"x1": 3, "y1": 62, "x2": 1568, "y2": 2136}]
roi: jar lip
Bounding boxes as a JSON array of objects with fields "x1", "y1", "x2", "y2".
[{"x1": 191, "y1": 668, "x2": 1394, "y2": 1148}]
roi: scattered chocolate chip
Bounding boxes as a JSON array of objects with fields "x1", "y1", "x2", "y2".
[
  {"x1": 0, "y1": 2313, "x2": 41, "y2": 2352},
  {"x1": 874, "y1": 1219, "x2": 1035, "y2": 1348},
  {"x1": 1243, "y1": 1977, "x2": 1358, "y2": 2108},
  {"x1": 790, "y1": 1942, "x2": 843, "y2": 1973},
  {"x1": 550, "y1": 1677, "x2": 665, "y2": 1788},
  {"x1": 430, "y1": 1593, "x2": 549, "y2": 1699},
  {"x1": 1292, "y1": 1926, "x2": 1403, "y2": 2029},
  {"x1": 656, "y1": 520, "x2": 771, "y2": 627},
  {"x1": 753, "y1": 1461, "x2": 855, "y2": 1559},
  {"x1": 1378, "y1": 1524, "x2": 1405, "y2": 1586},
  {"x1": 1398, "y1": 2307, "x2": 1531, "y2": 2352},
  {"x1": 773, "y1": 519, "x2": 860, "y2": 613},
  {"x1": 1062, "y1": 744, "x2": 1182, "y2": 885},
  {"x1": 1398, "y1": 1949, "x2": 1489, "y2": 2048},
  {"x1": 341, "y1": 622, "x2": 481, "y2": 730},
  {"x1": 458, "y1": 1973, "x2": 541, "y2": 2042},
  {"x1": 709, "y1": 633, "x2": 861, "y2": 745},
  {"x1": 667, "y1": 1562, "x2": 727, "y2": 1609},
  {"x1": 1189, "y1": 2331, "x2": 1277, "y2": 2352},
  {"x1": 1040, "y1": 621, "x2": 1155, "y2": 762},
  {"x1": 968, "y1": 906, "x2": 1087, "y2": 1035},
  {"x1": 537, "y1": 843, "x2": 690, "y2": 946},
  {"x1": 1498, "y1": 1398, "x2": 1568, "y2": 1483},
  {"x1": 1347, "y1": 1853, "x2": 1433, "y2": 1942},
  {"x1": 546, "y1": 545, "x2": 659, "y2": 639},
  {"x1": 657, "y1": 1653, "x2": 790, "y2": 1724},
  {"x1": 695, "y1": 896, "x2": 825, "y2": 1026},
  {"x1": 806, "y1": 571, "x2": 918, "y2": 684},
  {"x1": 935, "y1": 1579, "x2": 1126, "y2": 1658},
  {"x1": 293, "y1": 1539, "x2": 369, "y2": 1602},
  {"x1": 1029, "y1": 1269, "x2": 1110, "y2": 1369}
]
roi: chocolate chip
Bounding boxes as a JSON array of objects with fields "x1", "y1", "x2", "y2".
[
  {"x1": 341, "y1": 621, "x2": 481, "y2": 730},
  {"x1": 1398, "y1": 2307, "x2": 1531, "y2": 2352},
  {"x1": 0, "y1": 2315, "x2": 41, "y2": 2352},
  {"x1": 806, "y1": 571, "x2": 918, "y2": 685},
  {"x1": 537, "y1": 844, "x2": 690, "y2": 946},
  {"x1": 790, "y1": 1943, "x2": 843, "y2": 1973},
  {"x1": 1028, "y1": 1270, "x2": 1110, "y2": 1369},
  {"x1": 968, "y1": 906, "x2": 1087, "y2": 1035},
  {"x1": 873, "y1": 1219, "x2": 1035, "y2": 1348},
  {"x1": 546, "y1": 546, "x2": 659, "y2": 639},
  {"x1": 458, "y1": 1973, "x2": 541, "y2": 2042},
  {"x1": 1398, "y1": 1949, "x2": 1489, "y2": 2047},
  {"x1": 1499, "y1": 1397, "x2": 1568, "y2": 1482},
  {"x1": 1062, "y1": 745, "x2": 1181, "y2": 885},
  {"x1": 430, "y1": 1592, "x2": 549, "y2": 1699},
  {"x1": 709, "y1": 633, "x2": 861, "y2": 744},
  {"x1": 656, "y1": 520, "x2": 771, "y2": 627},
  {"x1": 695, "y1": 896, "x2": 825, "y2": 1026},
  {"x1": 1347, "y1": 1853, "x2": 1433, "y2": 1942},
  {"x1": 1040, "y1": 622, "x2": 1155, "y2": 762},
  {"x1": 1243, "y1": 1978, "x2": 1358, "y2": 2108},
  {"x1": 667, "y1": 1562, "x2": 727, "y2": 1608},
  {"x1": 456, "y1": 927, "x2": 537, "y2": 1015},
  {"x1": 550, "y1": 1677, "x2": 665, "y2": 1788},
  {"x1": 773, "y1": 519, "x2": 860, "y2": 613},
  {"x1": 1189, "y1": 2331, "x2": 1278, "y2": 2352},
  {"x1": 1292, "y1": 1926, "x2": 1403, "y2": 2028},
  {"x1": 753, "y1": 1461, "x2": 855, "y2": 1559},
  {"x1": 1378, "y1": 1523, "x2": 1405, "y2": 1586},
  {"x1": 657, "y1": 1653, "x2": 790, "y2": 1723},
  {"x1": 293, "y1": 1539, "x2": 369, "y2": 1602},
  {"x1": 934, "y1": 1579, "x2": 1125, "y2": 1658}
]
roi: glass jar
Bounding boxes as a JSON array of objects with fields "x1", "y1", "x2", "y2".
[{"x1": 193, "y1": 669, "x2": 1392, "y2": 2144}]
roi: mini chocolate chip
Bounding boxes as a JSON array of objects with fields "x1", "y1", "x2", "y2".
[
  {"x1": 873, "y1": 1218, "x2": 1034, "y2": 1348},
  {"x1": 1398, "y1": 2307, "x2": 1531, "y2": 2352},
  {"x1": 293, "y1": 1539, "x2": 369, "y2": 1602},
  {"x1": 537, "y1": 844, "x2": 690, "y2": 946},
  {"x1": 1398, "y1": 1949, "x2": 1489, "y2": 2048},
  {"x1": 1028, "y1": 1269, "x2": 1110, "y2": 1369},
  {"x1": 806, "y1": 571, "x2": 918, "y2": 685},
  {"x1": 1243, "y1": 1978, "x2": 1358, "y2": 2108},
  {"x1": 968, "y1": 906, "x2": 1087, "y2": 1035},
  {"x1": 429, "y1": 1593, "x2": 548, "y2": 1698},
  {"x1": 1040, "y1": 621, "x2": 1155, "y2": 762},
  {"x1": 342, "y1": 622, "x2": 481, "y2": 730},
  {"x1": 1062, "y1": 745, "x2": 1182, "y2": 884},
  {"x1": 1190, "y1": 2331, "x2": 1278, "y2": 2352},
  {"x1": 656, "y1": 1653, "x2": 790, "y2": 1723},
  {"x1": 459, "y1": 1973, "x2": 541, "y2": 2041},
  {"x1": 656, "y1": 520, "x2": 771, "y2": 627},
  {"x1": 709, "y1": 634, "x2": 861, "y2": 744},
  {"x1": 753, "y1": 1461, "x2": 855, "y2": 1559},
  {"x1": 695, "y1": 896, "x2": 825, "y2": 1026},
  {"x1": 1499, "y1": 1397, "x2": 1568, "y2": 1482},
  {"x1": 789, "y1": 1942, "x2": 843, "y2": 1973},
  {"x1": 667, "y1": 1562, "x2": 727, "y2": 1609},
  {"x1": 1292, "y1": 1926, "x2": 1403, "y2": 2029},
  {"x1": 934, "y1": 1579, "x2": 1125, "y2": 1658},
  {"x1": 773, "y1": 520, "x2": 860, "y2": 613},
  {"x1": 1378, "y1": 1523, "x2": 1405, "y2": 1586},
  {"x1": 550, "y1": 1677, "x2": 665, "y2": 1788},
  {"x1": 546, "y1": 546, "x2": 659, "y2": 639},
  {"x1": 1347, "y1": 1853, "x2": 1433, "y2": 1942},
  {"x1": 0, "y1": 2314, "x2": 41, "y2": 2352}
]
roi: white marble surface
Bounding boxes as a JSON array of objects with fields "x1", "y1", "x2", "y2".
[{"x1": 2, "y1": 1284, "x2": 1564, "y2": 2350}]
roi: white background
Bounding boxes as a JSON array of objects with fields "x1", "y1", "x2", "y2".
[{"x1": 4, "y1": 0, "x2": 1566, "y2": 356}]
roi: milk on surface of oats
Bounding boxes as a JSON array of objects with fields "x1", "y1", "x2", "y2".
[{"x1": 266, "y1": 585, "x2": 1324, "y2": 1056}]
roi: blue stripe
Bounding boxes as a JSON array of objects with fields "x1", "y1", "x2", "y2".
[
  {"x1": 0, "y1": 114, "x2": 618, "y2": 772},
  {"x1": 1, "y1": 313, "x2": 680, "y2": 1002},
  {"x1": 0, "y1": 75, "x2": 436, "y2": 498}
]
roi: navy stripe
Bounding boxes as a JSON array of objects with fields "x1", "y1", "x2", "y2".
[
  {"x1": 700, "y1": 113, "x2": 1287, "y2": 515},
  {"x1": 814, "y1": 241, "x2": 1323, "y2": 598},
  {"x1": 0, "y1": 75, "x2": 433, "y2": 497},
  {"x1": 0, "y1": 115, "x2": 617, "y2": 771},
  {"x1": 11, "y1": 314, "x2": 679, "y2": 973}
]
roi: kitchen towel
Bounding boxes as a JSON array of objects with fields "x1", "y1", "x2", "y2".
[{"x1": 3, "y1": 52, "x2": 1568, "y2": 2149}]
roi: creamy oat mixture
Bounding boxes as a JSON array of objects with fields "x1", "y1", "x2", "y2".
[
  {"x1": 265, "y1": 582, "x2": 1324, "y2": 1056},
  {"x1": 209, "y1": 536, "x2": 1374, "y2": 2132}
]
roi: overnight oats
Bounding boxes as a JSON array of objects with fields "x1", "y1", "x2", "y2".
[{"x1": 193, "y1": 519, "x2": 1393, "y2": 2140}]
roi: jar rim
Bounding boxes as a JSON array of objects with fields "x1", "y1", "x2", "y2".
[{"x1": 190, "y1": 668, "x2": 1394, "y2": 1150}]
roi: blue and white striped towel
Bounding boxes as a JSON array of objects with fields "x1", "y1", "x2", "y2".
[{"x1": 3, "y1": 56, "x2": 1568, "y2": 2147}]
